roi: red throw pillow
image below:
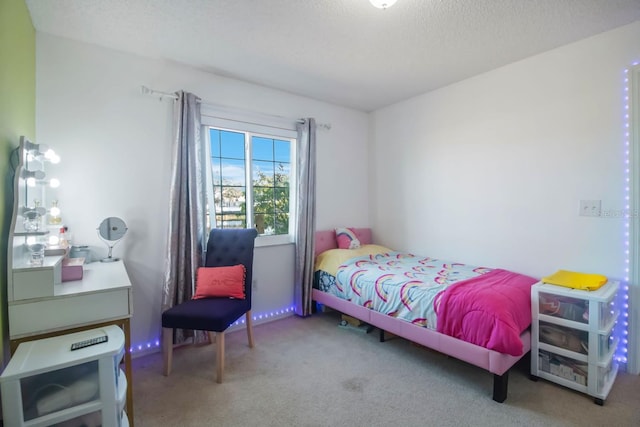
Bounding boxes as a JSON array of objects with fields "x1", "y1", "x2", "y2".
[{"x1": 193, "y1": 265, "x2": 246, "y2": 300}]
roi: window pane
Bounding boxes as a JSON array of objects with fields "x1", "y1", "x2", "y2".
[
  {"x1": 220, "y1": 130, "x2": 245, "y2": 159},
  {"x1": 275, "y1": 163, "x2": 290, "y2": 185},
  {"x1": 253, "y1": 187, "x2": 274, "y2": 214},
  {"x1": 274, "y1": 140, "x2": 290, "y2": 163},
  {"x1": 252, "y1": 160, "x2": 275, "y2": 186},
  {"x1": 215, "y1": 183, "x2": 245, "y2": 230},
  {"x1": 215, "y1": 186, "x2": 245, "y2": 209},
  {"x1": 221, "y1": 159, "x2": 246, "y2": 186},
  {"x1": 216, "y1": 213, "x2": 246, "y2": 229},
  {"x1": 210, "y1": 129, "x2": 221, "y2": 157},
  {"x1": 211, "y1": 158, "x2": 222, "y2": 185},
  {"x1": 275, "y1": 214, "x2": 289, "y2": 235},
  {"x1": 254, "y1": 213, "x2": 268, "y2": 235},
  {"x1": 274, "y1": 187, "x2": 289, "y2": 213},
  {"x1": 252, "y1": 137, "x2": 273, "y2": 161},
  {"x1": 206, "y1": 126, "x2": 294, "y2": 238}
]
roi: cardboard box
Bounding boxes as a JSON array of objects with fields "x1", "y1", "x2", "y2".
[{"x1": 341, "y1": 314, "x2": 364, "y2": 327}]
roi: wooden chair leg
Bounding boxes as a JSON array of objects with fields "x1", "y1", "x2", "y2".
[
  {"x1": 208, "y1": 331, "x2": 216, "y2": 344},
  {"x1": 246, "y1": 310, "x2": 255, "y2": 348},
  {"x1": 216, "y1": 331, "x2": 225, "y2": 383},
  {"x1": 163, "y1": 328, "x2": 173, "y2": 376}
]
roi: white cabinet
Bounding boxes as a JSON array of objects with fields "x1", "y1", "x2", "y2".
[
  {"x1": 0, "y1": 325, "x2": 128, "y2": 426},
  {"x1": 531, "y1": 280, "x2": 619, "y2": 405}
]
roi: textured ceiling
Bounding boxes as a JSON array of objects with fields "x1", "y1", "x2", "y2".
[{"x1": 26, "y1": 0, "x2": 640, "y2": 111}]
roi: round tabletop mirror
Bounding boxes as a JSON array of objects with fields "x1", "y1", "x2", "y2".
[{"x1": 97, "y1": 217, "x2": 128, "y2": 262}]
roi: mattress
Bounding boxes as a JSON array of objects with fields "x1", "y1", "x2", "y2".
[{"x1": 314, "y1": 246, "x2": 537, "y2": 356}]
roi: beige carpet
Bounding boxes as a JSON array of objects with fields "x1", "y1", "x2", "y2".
[{"x1": 131, "y1": 311, "x2": 639, "y2": 427}]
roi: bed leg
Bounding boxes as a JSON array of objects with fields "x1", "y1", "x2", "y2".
[
  {"x1": 379, "y1": 328, "x2": 385, "y2": 342},
  {"x1": 492, "y1": 372, "x2": 508, "y2": 403}
]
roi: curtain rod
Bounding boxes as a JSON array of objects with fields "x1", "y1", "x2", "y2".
[
  {"x1": 141, "y1": 85, "x2": 178, "y2": 100},
  {"x1": 140, "y1": 85, "x2": 331, "y2": 130}
]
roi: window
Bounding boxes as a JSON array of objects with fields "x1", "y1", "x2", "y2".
[{"x1": 203, "y1": 115, "x2": 297, "y2": 246}]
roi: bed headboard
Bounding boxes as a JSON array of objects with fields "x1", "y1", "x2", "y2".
[{"x1": 314, "y1": 228, "x2": 372, "y2": 258}]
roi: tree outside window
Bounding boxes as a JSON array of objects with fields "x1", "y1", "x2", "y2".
[{"x1": 209, "y1": 128, "x2": 293, "y2": 237}]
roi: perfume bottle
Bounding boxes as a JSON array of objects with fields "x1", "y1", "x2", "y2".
[
  {"x1": 58, "y1": 226, "x2": 68, "y2": 248},
  {"x1": 49, "y1": 200, "x2": 62, "y2": 225}
]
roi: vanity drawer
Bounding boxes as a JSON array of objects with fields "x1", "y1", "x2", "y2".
[
  {"x1": 8, "y1": 289, "x2": 131, "y2": 338},
  {"x1": 12, "y1": 256, "x2": 63, "y2": 301}
]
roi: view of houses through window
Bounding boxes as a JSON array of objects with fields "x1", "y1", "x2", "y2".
[{"x1": 207, "y1": 127, "x2": 294, "y2": 239}]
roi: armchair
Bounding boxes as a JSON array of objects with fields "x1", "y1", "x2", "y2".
[{"x1": 162, "y1": 228, "x2": 258, "y2": 383}]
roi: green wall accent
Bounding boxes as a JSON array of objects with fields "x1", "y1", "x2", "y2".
[{"x1": 0, "y1": 0, "x2": 35, "y2": 367}]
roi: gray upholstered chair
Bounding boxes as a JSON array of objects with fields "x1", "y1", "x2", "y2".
[{"x1": 162, "y1": 228, "x2": 258, "y2": 383}]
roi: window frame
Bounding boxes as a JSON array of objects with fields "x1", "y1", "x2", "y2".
[{"x1": 202, "y1": 114, "x2": 297, "y2": 247}]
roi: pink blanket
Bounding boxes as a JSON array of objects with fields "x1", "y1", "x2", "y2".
[{"x1": 435, "y1": 269, "x2": 537, "y2": 356}]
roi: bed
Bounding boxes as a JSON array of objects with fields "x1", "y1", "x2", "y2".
[{"x1": 311, "y1": 228, "x2": 537, "y2": 402}]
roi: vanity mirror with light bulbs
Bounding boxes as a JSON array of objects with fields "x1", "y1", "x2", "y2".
[
  {"x1": 7, "y1": 136, "x2": 65, "y2": 302},
  {"x1": 6, "y1": 136, "x2": 135, "y2": 425}
]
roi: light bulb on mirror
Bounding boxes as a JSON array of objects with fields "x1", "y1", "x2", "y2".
[
  {"x1": 48, "y1": 235, "x2": 60, "y2": 246},
  {"x1": 26, "y1": 236, "x2": 37, "y2": 245},
  {"x1": 44, "y1": 149, "x2": 55, "y2": 160},
  {"x1": 49, "y1": 178, "x2": 60, "y2": 188},
  {"x1": 44, "y1": 149, "x2": 61, "y2": 164},
  {"x1": 26, "y1": 177, "x2": 36, "y2": 187},
  {"x1": 49, "y1": 200, "x2": 62, "y2": 225}
]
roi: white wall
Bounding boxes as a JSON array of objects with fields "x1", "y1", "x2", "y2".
[
  {"x1": 371, "y1": 22, "x2": 640, "y2": 280},
  {"x1": 371, "y1": 22, "x2": 640, "y2": 371},
  {"x1": 35, "y1": 34, "x2": 370, "y2": 354}
]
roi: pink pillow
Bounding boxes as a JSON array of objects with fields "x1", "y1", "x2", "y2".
[
  {"x1": 335, "y1": 227, "x2": 361, "y2": 249},
  {"x1": 193, "y1": 265, "x2": 246, "y2": 300}
]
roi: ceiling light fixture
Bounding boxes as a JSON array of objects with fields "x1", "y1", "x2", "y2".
[{"x1": 369, "y1": 0, "x2": 397, "y2": 9}]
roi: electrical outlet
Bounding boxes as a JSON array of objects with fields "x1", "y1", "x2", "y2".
[{"x1": 579, "y1": 200, "x2": 602, "y2": 217}]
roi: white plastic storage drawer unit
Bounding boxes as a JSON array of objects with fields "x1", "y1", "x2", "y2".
[
  {"x1": 0, "y1": 325, "x2": 128, "y2": 426},
  {"x1": 531, "y1": 280, "x2": 619, "y2": 405}
]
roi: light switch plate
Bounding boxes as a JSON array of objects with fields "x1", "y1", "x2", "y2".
[{"x1": 580, "y1": 200, "x2": 602, "y2": 217}]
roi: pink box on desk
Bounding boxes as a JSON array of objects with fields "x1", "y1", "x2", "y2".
[{"x1": 62, "y1": 257, "x2": 85, "y2": 282}]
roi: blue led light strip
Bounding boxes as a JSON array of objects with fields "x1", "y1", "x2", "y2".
[
  {"x1": 128, "y1": 305, "x2": 296, "y2": 354},
  {"x1": 614, "y1": 283, "x2": 629, "y2": 364},
  {"x1": 617, "y1": 61, "x2": 640, "y2": 365}
]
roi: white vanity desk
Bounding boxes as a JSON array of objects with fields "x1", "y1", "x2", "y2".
[
  {"x1": 8, "y1": 260, "x2": 132, "y2": 338},
  {"x1": 7, "y1": 260, "x2": 135, "y2": 425}
]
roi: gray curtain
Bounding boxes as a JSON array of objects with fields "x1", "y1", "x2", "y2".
[
  {"x1": 161, "y1": 91, "x2": 208, "y2": 344},
  {"x1": 294, "y1": 118, "x2": 317, "y2": 316}
]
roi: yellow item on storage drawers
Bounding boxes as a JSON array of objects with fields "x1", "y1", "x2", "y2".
[{"x1": 541, "y1": 270, "x2": 608, "y2": 291}]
